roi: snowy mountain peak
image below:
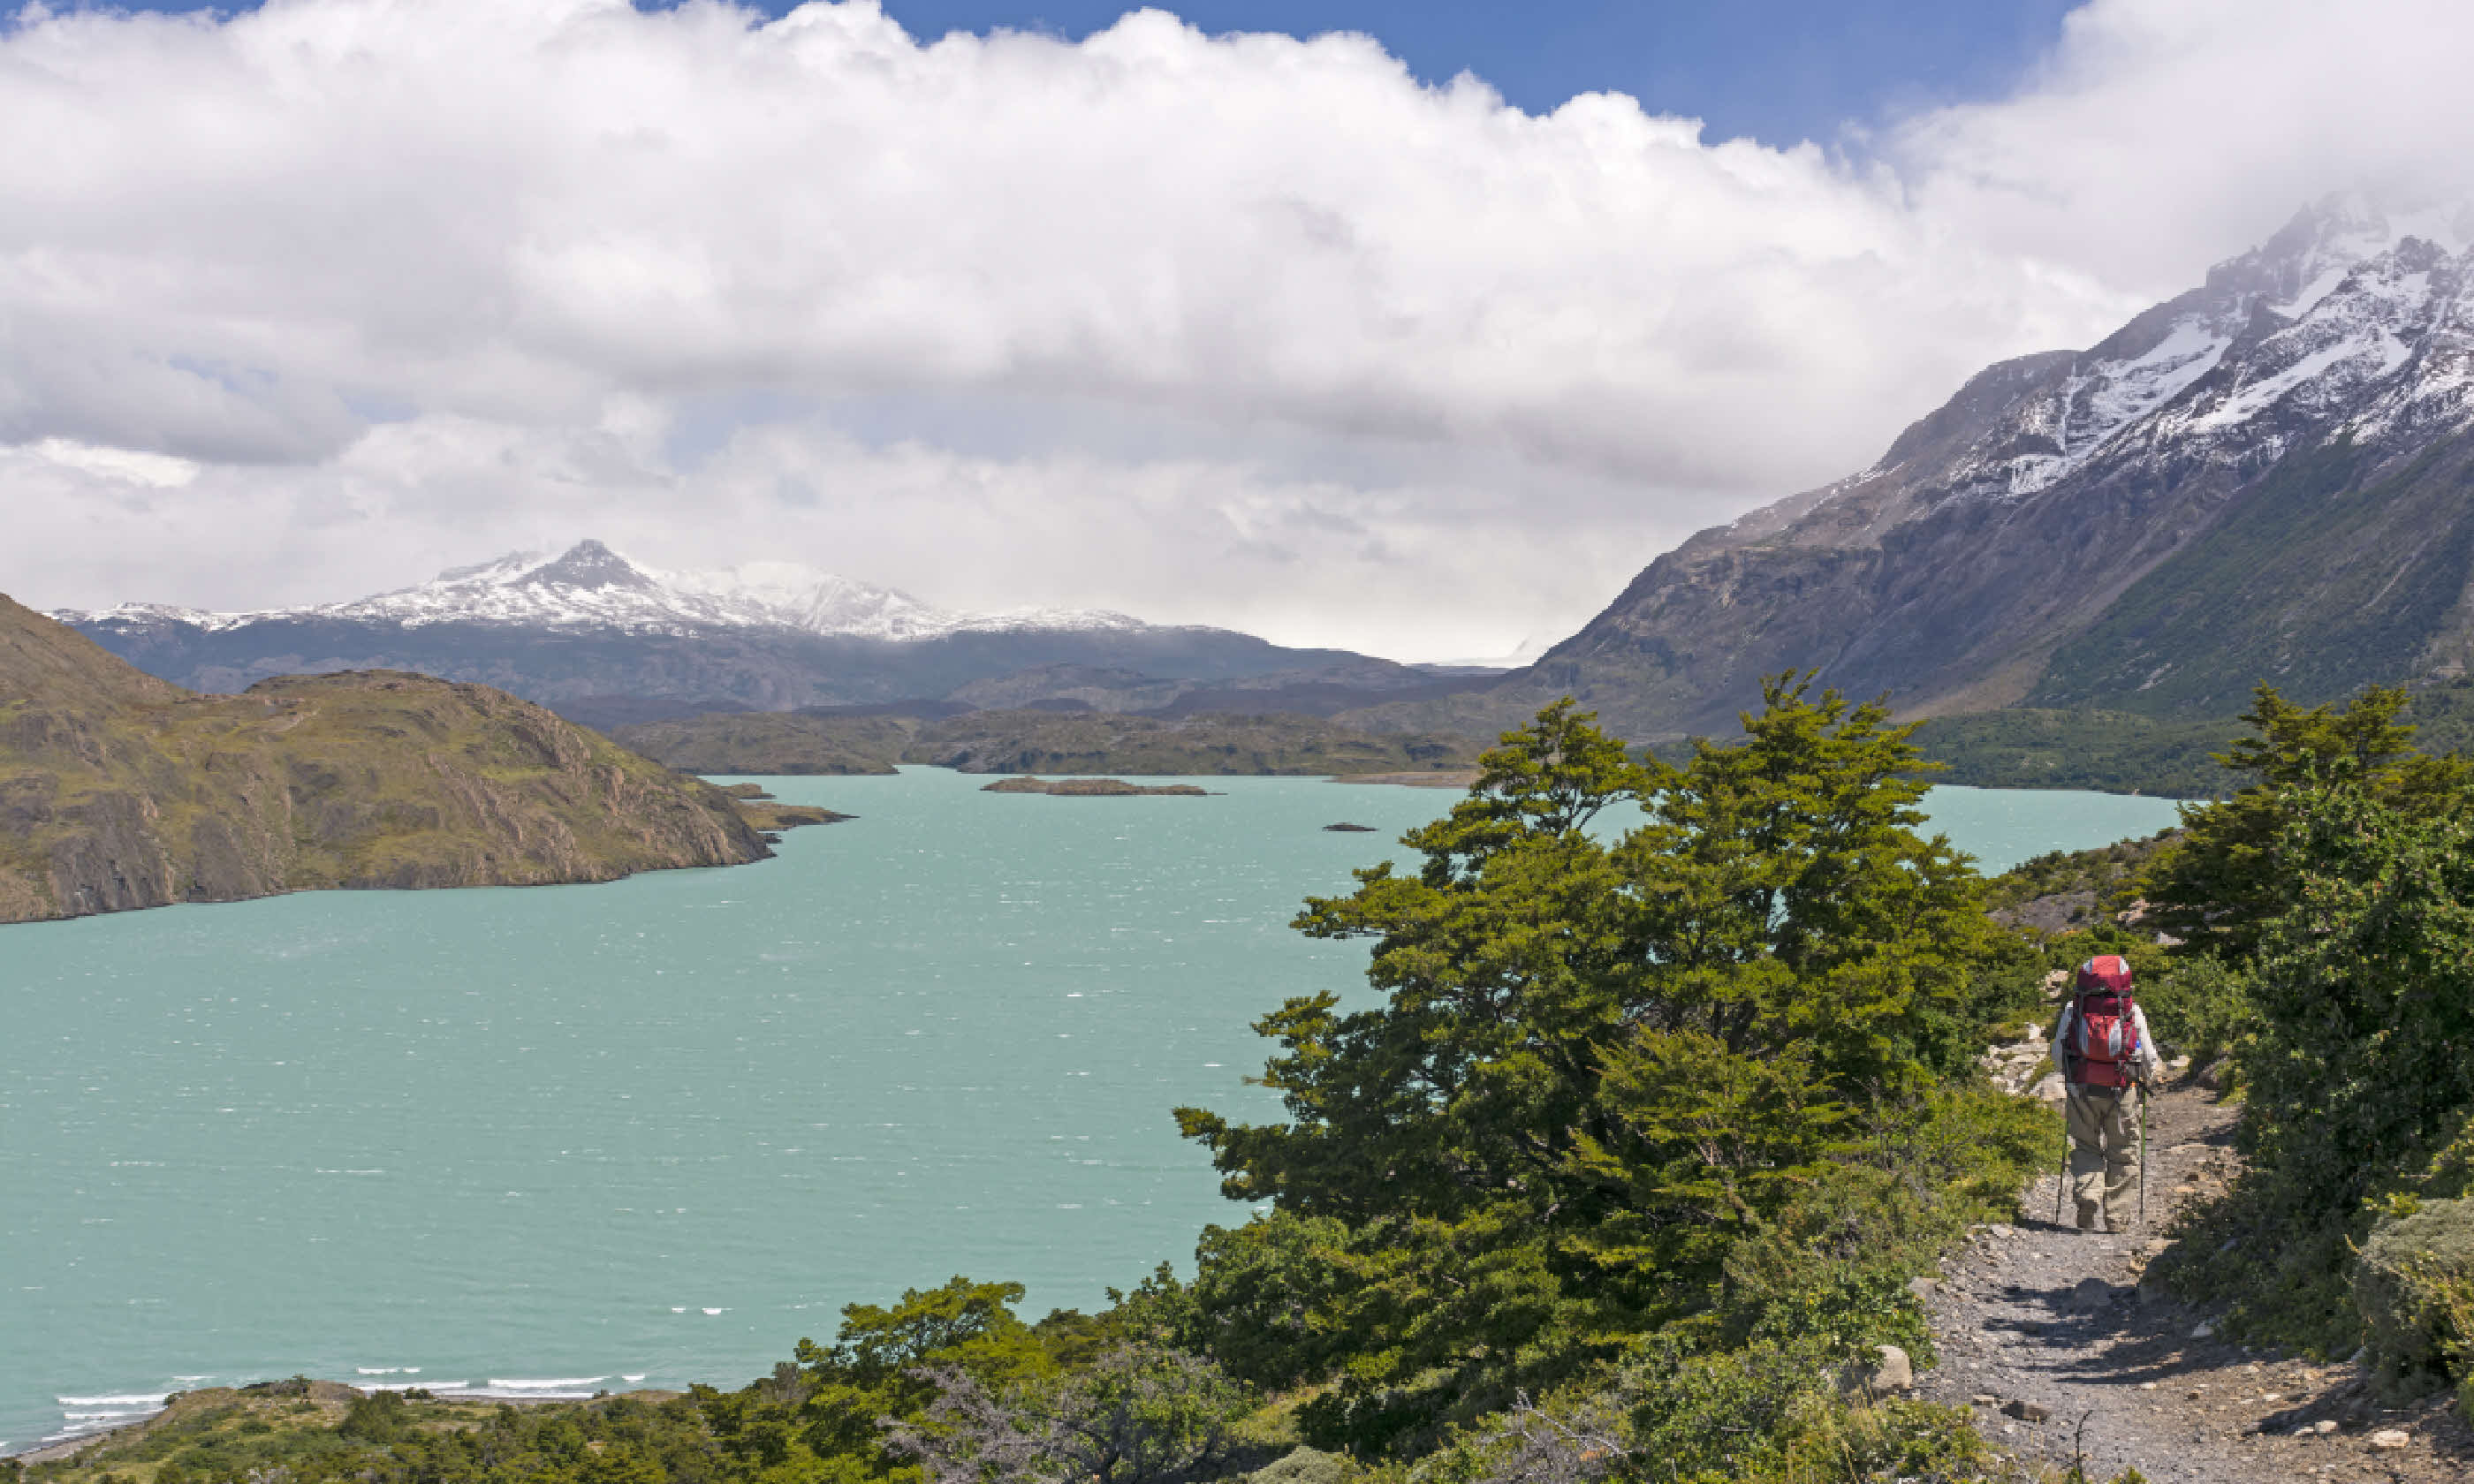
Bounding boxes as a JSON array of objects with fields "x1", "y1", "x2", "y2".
[
  {"x1": 2227, "y1": 193, "x2": 2471, "y2": 320},
  {"x1": 524, "y1": 539, "x2": 657, "y2": 593},
  {"x1": 1911, "y1": 200, "x2": 2474, "y2": 504},
  {"x1": 55, "y1": 541, "x2": 1157, "y2": 643}
]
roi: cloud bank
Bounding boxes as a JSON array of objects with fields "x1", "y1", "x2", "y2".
[{"x1": 3, "y1": 0, "x2": 2470, "y2": 658}]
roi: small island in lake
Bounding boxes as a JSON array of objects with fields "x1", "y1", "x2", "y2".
[{"x1": 981, "y1": 776, "x2": 1211, "y2": 797}]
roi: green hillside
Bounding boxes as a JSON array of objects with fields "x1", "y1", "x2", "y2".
[
  {"x1": 1909, "y1": 679, "x2": 2474, "y2": 797},
  {"x1": 2033, "y1": 435, "x2": 2474, "y2": 716},
  {"x1": 1, "y1": 594, "x2": 801, "y2": 925}
]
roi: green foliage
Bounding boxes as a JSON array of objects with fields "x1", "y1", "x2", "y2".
[
  {"x1": 2156, "y1": 772, "x2": 2474, "y2": 1357},
  {"x1": 2355, "y1": 1199, "x2": 2474, "y2": 1400},
  {"x1": 1912, "y1": 708, "x2": 2236, "y2": 798},
  {"x1": 2143, "y1": 684, "x2": 2472, "y2": 961},
  {"x1": 1419, "y1": 1341, "x2": 1995, "y2": 1484},
  {"x1": 1719, "y1": 1085, "x2": 2049, "y2": 1360},
  {"x1": 1984, "y1": 830, "x2": 2179, "y2": 916},
  {"x1": 1173, "y1": 683, "x2": 2018, "y2": 1455},
  {"x1": 338, "y1": 1389, "x2": 408, "y2": 1443},
  {"x1": 888, "y1": 1344, "x2": 1256, "y2": 1484},
  {"x1": 1764, "y1": 681, "x2": 2474, "y2": 800},
  {"x1": 2030, "y1": 435, "x2": 2474, "y2": 717},
  {"x1": 2131, "y1": 953, "x2": 2256, "y2": 1066}
]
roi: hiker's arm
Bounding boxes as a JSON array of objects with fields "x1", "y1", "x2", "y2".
[{"x1": 2130, "y1": 1004, "x2": 2166, "y2": 1084}]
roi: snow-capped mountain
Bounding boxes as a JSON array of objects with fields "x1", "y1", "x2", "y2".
[
  {"x1": 58, "y1": 541, "x2": 1447, "y2": 716},
  {"x1": 58, "y1": 541, "x2": 1147, "y2": 642},
  {"x1": 1358, "y1": 195, "x2": 2474, "y2": 739}
]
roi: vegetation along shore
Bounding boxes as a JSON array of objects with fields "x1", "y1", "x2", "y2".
[{"x1": 19, "y1": 675, "x2": 2471, "y2": 1482}]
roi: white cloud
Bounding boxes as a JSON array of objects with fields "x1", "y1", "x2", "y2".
[
  {"x1": 27, "y1": 437, "x2": 199, "y2": 488},
  {"x1": 1, "y1": 0, "x2": 2470, "y2": 658}
]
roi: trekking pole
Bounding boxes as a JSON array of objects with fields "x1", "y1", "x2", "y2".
[
  {"x1": 2138, "y1": 1079, "x2": 2149, "y2": 1231},
  {"x1": 2055, "y1": 1093, "x2": 2068, "y2": 1227}
]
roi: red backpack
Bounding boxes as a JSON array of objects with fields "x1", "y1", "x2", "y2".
[{"x1": 2066, "y1": 955, "x2": 2141, "y2": 1089}]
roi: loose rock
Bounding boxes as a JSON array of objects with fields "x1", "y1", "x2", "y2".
[{"x1": 1869, "y1": 1344, "x2": 1913, "y2": 1393}]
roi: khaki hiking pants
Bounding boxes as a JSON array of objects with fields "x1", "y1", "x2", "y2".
[{"x1": 2065, "y1": 1085, "x2": 2140, "y2": 1230}]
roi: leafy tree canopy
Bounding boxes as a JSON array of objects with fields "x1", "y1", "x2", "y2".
[
  {"x1": 1172, "y1": 678, "x2": 2009, "y2": 1450},
  {"x1": 2144, "y1": 684, "x2": 2472, "y2": 959}
]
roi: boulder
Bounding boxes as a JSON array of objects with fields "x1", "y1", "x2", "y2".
[
  {"x1": 2001, "y1": 1399, "x2": 2050, "y2": 1422},
  {"x1": 1869, "y1": 1344, "x2": 1913, "y2": 1393},
  {"x1": 2069, "y1": 1277, "x2": 2115, "y2": 1312},
  {"x1": 2355, "y1": 1198, "x2": 2474, "y2": 1400}
]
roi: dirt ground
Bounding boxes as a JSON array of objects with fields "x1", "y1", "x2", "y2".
[{"x1": 1917, "y1": 1079, "x2": 2473, "y2": 1482}]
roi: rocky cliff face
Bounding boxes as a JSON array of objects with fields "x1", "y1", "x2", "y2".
[
  {"x1": 1353, "y1": 197, "x2": 2474, "y2": 740},
  {"x1": 0, "y1": 594, "x2": 772, "y2": 925}
]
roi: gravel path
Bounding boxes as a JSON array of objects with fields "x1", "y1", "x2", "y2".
[{"x1": 1916, "y1": 1080, "x2": 2472, "y2": 1482}]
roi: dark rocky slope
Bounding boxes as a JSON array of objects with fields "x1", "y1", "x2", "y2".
[{"x1": 0, "y1": 594, "x2": 778, "y2": 925}]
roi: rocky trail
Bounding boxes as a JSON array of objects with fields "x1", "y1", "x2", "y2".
[{"x1": 1916, "y1": 1075, "x2": 2473, "y2": 1481}]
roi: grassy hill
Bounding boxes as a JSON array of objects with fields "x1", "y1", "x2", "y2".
[{"x1": 1, "y1": 594, "x2": 798, "y2": 925}]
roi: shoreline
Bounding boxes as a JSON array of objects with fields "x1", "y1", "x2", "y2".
[{"x1": 7, "y1": 1381, "x2": 686, "y2": 1465}]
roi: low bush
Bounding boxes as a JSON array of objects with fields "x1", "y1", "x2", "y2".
[{"x1": 2356, "y1": 1199, "x2": 2474, "y2": 1401}]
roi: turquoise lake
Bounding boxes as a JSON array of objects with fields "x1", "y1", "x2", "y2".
[{"x1": 0, "y1": 771, "x2": 2183, "y2": 1452}]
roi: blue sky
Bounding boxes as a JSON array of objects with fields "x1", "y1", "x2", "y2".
[
  {"x1": 105, "y1": 0, "x2": 2079, "y2": 148},
  {"x1": 864, "y1": 0, "x2": 2078, "y2": 146}
]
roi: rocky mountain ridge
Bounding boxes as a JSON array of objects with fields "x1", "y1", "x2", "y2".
[{"x1": 1350, "y1": 196, "x2": 2474, "y2": 741}]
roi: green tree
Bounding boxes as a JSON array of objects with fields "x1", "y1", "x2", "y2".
[
  {"x1": 2144, "y1": 684, "x2": 2471, "y2": 959},
  {"x1": 694, "y1": 1276, "x2": 1054, "y2": 1480},
  {"x1": 1173, "y1": 680, "x2": 2001, "y2": 1452}
]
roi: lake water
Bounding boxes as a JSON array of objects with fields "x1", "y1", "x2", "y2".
[{"x1": 0, "y1": 772, "x2": 2182, "y2": 1453}]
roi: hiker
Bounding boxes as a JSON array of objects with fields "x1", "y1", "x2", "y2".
[{"x1": 2053, "y1": 954, "x2": 2165, "y2": 1232}]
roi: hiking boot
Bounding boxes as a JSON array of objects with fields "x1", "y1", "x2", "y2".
[{"x1": 2076, "y1": 1202, "x2": 2102, "y2": 1232}]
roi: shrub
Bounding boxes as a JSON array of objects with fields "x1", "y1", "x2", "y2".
[
  {"x1": 2134, "y1": 952, "x2": 2257, "y2": 1064},
  {"x1": 2153, "y1": 776, "x2": 2474, "y2": 1354},
  {"x1": 2356, "y1": 1199, "x2": 2474, "y2": 1400},
  {"x1": 338, "y1": 1389, "x2": 407, "y2": 1443}
]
